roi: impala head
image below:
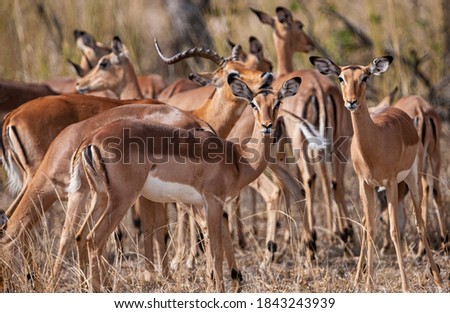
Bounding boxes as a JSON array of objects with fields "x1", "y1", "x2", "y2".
[
  {"x1": 310, "y1": 56, "x2": 393, "y2": 112},
  {"x1": 250, "y1": 6, "x2": 315, "y2": 53},
  {"x1": 155, "y1": 38, "x2": 274, "y2": 98},
  {"x1": 76, "y1": 36, "x2": 132, "y2": 95},
  {"x1": 227, "y1": 36, "x2": 273, "y2": 72},
  {"x1": 68, "y1": 30, "x2": 112, "y2": 77},
  {"x1": 228, "y1": 76, "x2": 301, "y2": 135}
]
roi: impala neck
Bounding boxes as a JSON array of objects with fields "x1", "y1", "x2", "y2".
[
  {"x1": 274, "y1": 34, "x2": 294, "y2": 77},
  {"x1": 191, "y1": 87, "x2": 247, "y2": 138},
  {"x1": 117, "y1": 63, "x2": 144, "y2": 100},
  {"x1": 349, "y1": 95, "x2": 378, "y2": 154},
  {"x1": 235, "y1": 123, "x2": 273, "y2": 190}
]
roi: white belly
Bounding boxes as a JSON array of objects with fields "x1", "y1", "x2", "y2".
[{"x1": 140, "y1": 175, "x2": 205, "y2": 206}]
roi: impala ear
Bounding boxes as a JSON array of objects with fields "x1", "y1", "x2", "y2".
[
  {"x1": 67, "y1": 59, "x2": 86, "y2": 77},
  {"x1": 228, "y1": 76, "x2": 254, "y2": 102},
  {"x1": 310, "y1": 56, "x2": 341, "y2": 76},
  {"x1": 276, "y1": 6, "x2": 293, "y2": 25},
  {"x1": 250, "y1": 7, "x2": 275, "y2": 28},
  {"x1": 259, "y1": 72, "x2": 274, "y2": 89},
  {"x1": 249, "y1": 36, "x2": 263, "y2": 57},
  {"x1": 279, "y1": 77, "x2": 301, "y2": 99},
  {"x1": 226, "y1": 38, "x2": 236, "y2": 49},
  {"x1": 369, "y1": 56, "x2": 393, "y2": 76},
  {"x1": 112, "y1": 36, "x2": 128, "y2": 58}
]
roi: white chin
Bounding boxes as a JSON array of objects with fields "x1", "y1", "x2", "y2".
[{"x1": 345, "y1": 104, "x2": 357, "y2": 111}]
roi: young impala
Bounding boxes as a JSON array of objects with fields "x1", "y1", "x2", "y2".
[{"x1": 310, "y1": 55, "x2": 443, "y2": 292}]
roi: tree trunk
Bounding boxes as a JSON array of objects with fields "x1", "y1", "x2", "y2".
[{"x1": 164, "y1": 0, "x2": 215, "y2": 77}]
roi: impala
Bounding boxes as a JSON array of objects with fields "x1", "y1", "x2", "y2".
[
  {"x1": 65, "y1": 76, "x2": 302, "y2": 292},
  {"x1": 310, "y1": 55, "x2": 443, "y2": 292},
  {"x1": 377, "y1": 95, "x2": 447, "y2": 254},
  {"x1": 64, "y1": 30, "x2": 166, "y2": 98},
  {"x1": 245, "y1": 6, "x2": 355, "y2": 256},
  {"x1": 68, "y1": 29, "x2": 112, "y2": 77},
  {"x1": 2, "y1": 94, "x2": 154, "y2": 218},
  {"x1": 0, "y1": 102, "x2": 211, "y2": 291},
  {"x1": 0, "y1": 79, "x2": 57, "y2": 144}
]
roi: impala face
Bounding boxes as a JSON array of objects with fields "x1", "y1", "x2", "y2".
[
  {"x1": 251, "y1": 6, "x2": 315, "y2": 53},
  {"x1": 310, "y1": 56, "x2": 393, "y2": 112},
  {"x1": 76, "y1": 36, "x2": 127, "y2": 94},
  {"x1": 72, "y1": 29, "x2": 111, "y2": 76},
  {"x1": 228, "y1": 75, "x2": 301, "y2": 135}
]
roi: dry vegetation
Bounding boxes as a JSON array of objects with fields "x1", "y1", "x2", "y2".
[{"x1": 0, "y1": 0, "x2": 449, "y2": 292}]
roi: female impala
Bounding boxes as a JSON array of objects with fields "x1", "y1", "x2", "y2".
[
  {"x1": 310, "y1": 56, "x2": 443, "y2": 292},
  {"x1": 66, "y1": 76, "x2": 301, "y2": 292},
  {"x1": 377, "y1": 95, "x2": 447, "y2": 254}
]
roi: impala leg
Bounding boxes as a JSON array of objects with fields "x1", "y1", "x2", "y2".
[
  {"x1": 229, "y1": 195, "x2": 247, "y2": 249},
  {"x1": 186, "y1": 212, "x2": 198, "y2": 269},
  {"x1": 417, "y1": 175, "x2": 429, "y2": 256},
  {"x1": 432, "y1": 181, "x2": 448, "y2": 252},
  {"x1": 429, "y1": 155, "x2": 447, "y2": 251},
  {"x1": 385, "y1": 181, "x2": 409, "y2": 292},
  {"x1": 317, "y1": 157, "x2": 333, "y2": 240},
  {"x1": 74, "y1": 190, "x2": 108, "y2": 291},
  {"x1": 171, "y1": 204, "x2": 188, "y2": 270},
  {"x1": 404, "y1": 171, "x2": 443, "y2": 288},
  {"x1": 81, "y1": 190, "x2": 138, "y2": 292},
  {"x1": 222, "y1": 210, "x2": 242, "y2": 292},
  {"x1": 134, "y1": 197, "x2": 154, "y2": 273},
  {"x1": 204, "y1": 196, "x2": 224, "y2": 292},
  {"x1": 53, "y1": 190, "x2": 89, "y2": 281},
  {"x1": 333, "y1": 160, "x2": 358, "y2": 254},
  {"x1": 138, "y1": 197, "x2": 169, "y2": 276},
  {"x1": 153, "y1": 203, "x2": 169, "y2": 275},
  {"x1": 358, "y1": 180, "x2": 375, "y2": 291},
  {"x1": 354, "y1": 217, "x2": 366, "y2": 286}
]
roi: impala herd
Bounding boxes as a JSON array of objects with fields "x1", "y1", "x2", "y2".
[{"x1": 0, "y1": 6, "x2": 448, "y2": 293}]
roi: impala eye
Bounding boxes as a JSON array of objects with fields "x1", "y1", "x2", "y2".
[
  {"x1": 274, "y1": 100, "x2": 281, "y2": 109},
  {"x1": 361, "y1": 76, "x2": 369, "y2": 83},
  {"x1": 250, "y1": 102, "x2": 257, "y2": 109},
  {"x1": 338, "y1": 77, "x2": 344, "y2": 84},
  {"x1": 99, "y1": 60, "x2": 109, "y2": 69}
]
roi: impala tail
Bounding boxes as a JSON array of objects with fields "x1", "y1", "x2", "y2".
[
  {"x1": 280, "y1": 109, "x2": 330, "y2": 150},
  {"x1": 2, "y1": 125, "x2": 27, "y2": 195},
  {"x1": 67, "y1": 143, "x2": 109, "y2": 194}
]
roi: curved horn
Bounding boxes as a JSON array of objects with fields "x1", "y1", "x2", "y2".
[{"x1": 154, "y1": 39, "x2": 225, "y2": 65}]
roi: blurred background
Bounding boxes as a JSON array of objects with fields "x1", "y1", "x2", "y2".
[{"x1": 0, "y1": 0, "x2": 448, "y2": 116}]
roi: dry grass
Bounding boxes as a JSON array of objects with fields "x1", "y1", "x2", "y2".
[
  {"x1": 0, "y1": 0, "x2": 449, "y2": 293},
  {"x1": 1, "y1": 129, "x2": 449, "y2": 293}
]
